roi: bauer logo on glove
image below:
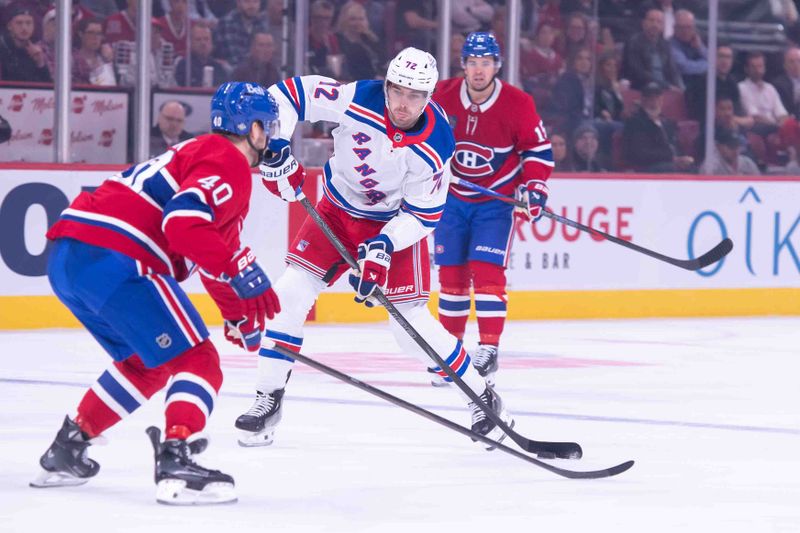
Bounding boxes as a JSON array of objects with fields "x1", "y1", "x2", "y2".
[
  {"x1": 348, "y1": 234, "x2": 394, "y2": 307},
  {"x1": 260, "y1": 141, "x2": 306, "y2": 203}
]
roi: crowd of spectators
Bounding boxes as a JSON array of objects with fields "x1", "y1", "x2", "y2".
[{"x1": 4, "y1": 0, "x2": 800, "y2": 174}]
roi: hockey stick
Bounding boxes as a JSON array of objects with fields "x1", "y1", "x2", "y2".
[
  {"x1": 297, "y1": 193, "x2": 583, "y2": 460},
  {"x1": 273, "y1": 345, "x2": 633, "y2": 479},
  {"x1": 451, "y1": 177, "x2": 733, "y2": 271}
]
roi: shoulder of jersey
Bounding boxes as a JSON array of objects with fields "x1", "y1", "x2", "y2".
[
  {"x1": 435, "y1": 77, "x2": 463, "y2": 97},
  {"x1": 405, "y1": 101, "x2": 455, "y2": 174},
  {"x1": 180, "y1": 134, "x2": 249, "y2": 171},
  {"x1": 500, "y1": 80, "x2": 535, "y2": 105},
  {"x1": 346, "y1": 79, "x2": 387, "y2": 132}
]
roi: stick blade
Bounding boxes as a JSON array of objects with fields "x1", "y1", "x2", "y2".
[
  {"x1": 691, "y1": 237, "x2": 734, "y2": 270},
  {"x1": 554, "y1": 459, "x2": 635, "y2": 480}
]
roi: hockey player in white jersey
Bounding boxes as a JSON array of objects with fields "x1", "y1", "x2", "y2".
[{"x1": 238, "y1": 47, "x2": 515, "y2": 447}]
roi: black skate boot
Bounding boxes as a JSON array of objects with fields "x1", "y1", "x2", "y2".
[
  {"x1": 30, "y1": 415, "x2": 100, "y2": 488},
  {"x1": 472, "y1": 344, "x2": 499, "y2": 386},
  {"x1": 146, "y1": 426, "x2": 236, "y2": 505},
  {"x1": 235, "y1": 388, "x2": 285, "y2": 447},
  {"x1": 469, "y1": 387, "x2": 515, "y2": 451}
]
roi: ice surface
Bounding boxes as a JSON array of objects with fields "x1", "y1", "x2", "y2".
[{"x1": 1, "y1": 317, "x2": 799, "y2": 532}]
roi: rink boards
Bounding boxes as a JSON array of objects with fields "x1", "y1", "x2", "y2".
[{"x1": 0, "y1": 164, "x2": 797, "y2": 328}]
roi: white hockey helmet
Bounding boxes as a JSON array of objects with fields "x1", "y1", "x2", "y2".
[{"x1": 385, "y1": 47, "x2": 439, "y2": 96}]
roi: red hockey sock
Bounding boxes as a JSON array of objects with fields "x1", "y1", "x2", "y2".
[
  {"x1": 470, "y1": 261, "x2": 508, "y2": 346},
  {"x1": 437, "y1": 264, "x2": 472, "y2": 340},
  {"x1": 76, "y1": 354, "x2": 169, "y2": 438},
  {"x1": 162, "y1": 340, "x2": 223, "y2": 436}
]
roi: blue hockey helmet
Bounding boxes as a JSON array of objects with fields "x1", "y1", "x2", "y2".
[
  {"x1": 210, "y1": 81, "x2": 279, "y2": 138},
  {"x1": 461, "y1": 32, "x2": 502, "y2": 63}
]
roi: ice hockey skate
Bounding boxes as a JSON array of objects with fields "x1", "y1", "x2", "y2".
[
  {"x1": 146, "y1": 426, "x2": 236, "y2": 505},
  {"x1": 30, "y1": 415, "x2": 100, "y2": 488},
  {"x1": 472, "y1": 344, "x2": 499, "y2": 386},
  {"x1": 235, "y1": 388, "x2": 285, "y2": 447},
  {"x1": 470, "y1": 386, "x2": 514, "y2": 450}
]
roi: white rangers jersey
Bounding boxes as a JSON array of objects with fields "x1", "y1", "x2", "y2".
[{"x1": 267, "y1": 75, "x2": 455, "y2": 250}]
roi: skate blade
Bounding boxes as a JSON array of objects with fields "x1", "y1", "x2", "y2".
[
  {"x1": 484, "y1": 371, "x2": 496, "y2": 388},
  {"x1": 237, "y1": 429, "x2": 276, "y2": 447},
  {"x1": 29, "y1": 469, "x2": 90, "y2": 488},
  {"x1": 430, "y1": 378, "x2": 450, "y2": 388},
  {"x1": 156, "y1": 479, "x2": 237, "y2": 506}
]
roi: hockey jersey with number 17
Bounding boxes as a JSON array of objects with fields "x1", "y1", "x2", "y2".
[
  {"x1": 267, "y1": 75, "x2": 455, "y2": 250},
  {"x1": 433, "y1": 77, "x2": 554, "y2": 202}
]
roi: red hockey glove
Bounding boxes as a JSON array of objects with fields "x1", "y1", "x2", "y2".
[
  {"x1": 219, "y1": 247, "x2": 281, "y2": 351},
  {"x1": 517, "y1": 180, "x2": 549, "y2": 222},
  {"x1": 260, "y1": 143, "x2": 305, "y2": 202},
  {"x1": 348, "y1": 234, "x2": 393, "y2": 307}
]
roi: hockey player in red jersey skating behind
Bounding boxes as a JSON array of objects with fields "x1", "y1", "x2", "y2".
[
  {"x1": 236, "y1": 47, "x2": 515, "y2": 448},
  {"x1": 432, "y1": 32, "x2": 555, "y2": 386},
  {"x1": 30, "y1": 82, "x2": 281, "y2": 505}
]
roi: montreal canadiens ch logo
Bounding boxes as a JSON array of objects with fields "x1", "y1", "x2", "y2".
[{"x1": 452, "y1": 141, "x2": 495, "y2": 178}]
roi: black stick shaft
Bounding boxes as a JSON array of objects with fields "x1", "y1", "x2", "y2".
[
  {"x1": 295, "y1": 194, "x2": 581, "y2": 459},
  {"x1": 453, "y1": 178, "x2": 733, "y2": 271},
  {"x1": 274, "y1": 345, "x2": 633, "y2": 480}
]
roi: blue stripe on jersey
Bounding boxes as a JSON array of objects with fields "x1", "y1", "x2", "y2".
[
  {"x1": 344, "y1": 109, "x2": 387, "y2": 134},
  {"x1": 438, "y1": 299, "x2": 471, "y2": 312},
  {"x1": 294, "y1": 77, "x2": 306, "y2": 121},
  {"x1": 522, "y1": 148, "x2": 554, "y2": 163},
  {"x1": 163, "y1": 190, "x2": 214, "y2": 221},
  {"x1": 400, "y1": 204, "x2": 438, "y2": 228},
  {"x1": 408, "y1": 144, "x2": 439, "y2": 172},
  {"x1": 402, "y1": 200, "x2": 444, "y2": 214},
  {"x1": 352, "y1": 80, "x2": 386, "y2": 117},
  {"x1": 166, "y1": 379, "x2": 214, "y2": 415},
  {"x1": 60, "y1": 212, "x2": 166, "y2": 265},
  {"x1": 322, "y1": 162, "x2": 398, "y2": 221},
  {"x1": 140, "y1": 172, "x2": 176, "y2": 209},
  {"x1": 98, "y1": 370, "x2": 141, "y2": 413},
  {"x1": 258, "y1": 346, "x2": 295, "y2": 362},
  {"x1": 475, "y1": 300, "x2": 507, "y2": 312}
]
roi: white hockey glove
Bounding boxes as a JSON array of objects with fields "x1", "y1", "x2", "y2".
[{"x1": 260, "y1": 143, "x2": 305, "y2": 202}]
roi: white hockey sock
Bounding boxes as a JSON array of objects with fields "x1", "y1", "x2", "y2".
[
  {"x1": 390, "y1": 302, "x2": 486, "y2": 399},
  {"x1": 255, "y1": 265, "x2": 325, "y2": 393}
]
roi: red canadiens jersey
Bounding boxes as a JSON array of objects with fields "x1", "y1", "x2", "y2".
[
  {"x1": 433, "y1": 78, "x2": 554, "y2": 201},
  {"x1": 47, "y1": 135, "x2": 253, "y2": 281}
]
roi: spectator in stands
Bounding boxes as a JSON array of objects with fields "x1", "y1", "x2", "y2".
[
  {"x1": 452, "y1": 0, "x2": 494, "y2": 35},
  {"x1": 104, "y1": 0, "x2": 137, "y2": 45},
  {"x1": 335, "y1": 1, "x2": 380, "y2": 82},
  {"x1": 570, "y1": 124, "x2": 607, "y2": 172},
  {"x1": 395, "y1": 0, "x2": 437, "y2": 53},
  {"x1": 594, "y1": 52, "x2": 625, "y2": 162},
  {"x1": 670, "y1": 10, "x2": 707, "y2": 96},
  {"x1": 538, "y1": 0, "x2": 564, "y2": 34},
  {"x1": 72, "y1": 18, "x2": 116, "y2": 86},
  {"x1": 264, "y1": 0, "x2": 288, "y2": 63},
  {"x1": 150, "y1": 100, "x2": 192, "y2": 157},
  {"x1": 552, "y1": 47, "x2": 594, "y2": 136},
  {"x1": 174, "y1": 23, "x2": 227, "y2": 87},
  {"x1": 0, "y1": 5, "x2": 50, "y2": 82},
  {"x1": 214, "y1": 0, "x2": 269, "y2": 70},
  {"x1": 308, "y1": 0, "x2": 339, "y2": 77},
  {"x1": 521, "y1": 22, "x2": 563, "y2": 92},
  {"x1": 562, "y1": 0, "x2": 594, "y2": 17},
  {"x1": 658, "y1": 0, "x2": 676, "y2": 39},
  {"x1": 232, "y1": 31, "x2": 279, "y2": 87},
  {"x1": 158, "y1": 0, "x2": 217, "y2": 27},
  {"x1": 598, "y1": 0, "x2": 637, "y2": 44},
  {"x1": 622, "y1": 8, "x2": 683, "y2": 91},
  {"x1": 551, "y1": 131, "x2": 569, "y2": 169},
  {"x1": 39, "y1": 7, "x2": 55, "y2": 78},
  {"x1": 557, "y1": 12, "x2": 592, "y2": 63},
  {"x1": 739, "y1": 52, "x2": 790, "y2": 134},
  {"x1": 696, "y1": 96, "x2": 755, "y2": 162},
  {"x1": 622, "y1": 82, "x2": 694, "y2": 172},
  {"x1": 2, "y1": 0, "x2": 51, "y2": 42},
  {"x1": 772, "y1": 47, "x2": 800, "y2": 118},
  {"x1": 156, "y1": 0, "x2": 189, "y2": 59},
  {"x1": 706, "y1": 127, "x2": 760, "y2": 176}
]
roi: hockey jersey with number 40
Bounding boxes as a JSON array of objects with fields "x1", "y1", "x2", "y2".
[
  {"x1": 267, "y1": 75, "x2": 455, "y2": 250},
  {"x1": 433, "y1": 78, "x2": 554, "y2": 201},
  {"x1": 46, "y1": 135, "x2": 254, "y2": 281}
]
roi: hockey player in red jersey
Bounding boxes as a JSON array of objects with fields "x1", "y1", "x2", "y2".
[
  {"x1": 432, "y1": 32, "x2": 555, "y2": 385},
  {"x1": 30, "y1": 82, "x2": 281, "y2": 505},
  {"x1": 235, "y1": 47, "x2": 514, "y2": 448}
]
